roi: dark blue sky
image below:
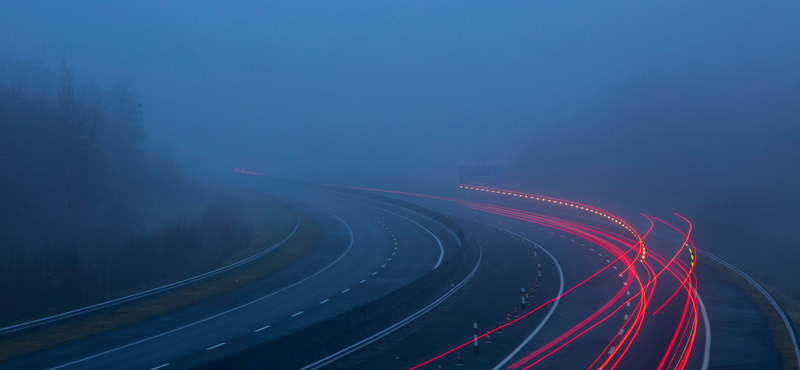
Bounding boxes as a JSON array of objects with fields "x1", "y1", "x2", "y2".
[{"x1": 2, "y1": 1, "x2": 798, "y2": 183}]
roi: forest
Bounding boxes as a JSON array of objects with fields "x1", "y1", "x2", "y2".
[{"x1": 0, "y1": 58, "x2": 253, "y2": 326}]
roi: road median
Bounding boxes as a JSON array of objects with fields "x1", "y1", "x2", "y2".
[{"x1": 0, "y1": 194, "x2": 321, "y2": 362}]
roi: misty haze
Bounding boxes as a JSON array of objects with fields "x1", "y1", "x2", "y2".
[{"x1": 1, "y1": 2, "x2": 798, "y2": 370}]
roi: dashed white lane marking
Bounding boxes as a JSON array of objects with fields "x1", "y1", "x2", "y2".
[
  {"x1": 381, "y1": 264, "x2": 386, "y2": 268},
  {"x1": 206, "y1": 342, "x2": 226, "y2": 350},
  {"x1": 626, "y1": 291, "x2": 630, "y2": 296},
  {"x1": 392, "y1": 252, "x2": 395, "y2": 255},
  {"x1": 149, "y1": 364, "x2": 170, "y2": 370},
  {"x1": 608, "y1": 346, "x2": 616, "y2": 354},
  {"x1": 570, "y1": 239, "x2": 575, "y2": 242},
  {"x1": 394, "y1": 242, "x2": 398, "y2": 245},
  {"x1": 623, "y1": 282, "x2": 627, "y2": 286},
  {"x1": 320, "y1": 299, "x2": 330, "y2": 304},
  {"x1": 627, "y1": 302, "x2": 631, "y2": 307},
  {"x1": 550, "y1": 232, "x2": 554, "y2": 234},
  {"x1": 372, "y1": 271, "x2": 378, "y2": 275},
  {"x1": 45, "y1": 205, "x2": 357, "y2": 370},
  {"x1": 606, "y1": 259, "x2": 611, "y2": 263},
  {"x1": 560, "y1": 235, "x2": 565, "y2": 238},
  {"x1": 598, "y1": 253, "x2": 603, "y2": 256},
  {"x1": 624, "y1": 314, "x2": 629, "y2": 320},
  {"x1": 359, "y1": 279, "x2": 366, "y2": 284},
  {"x1": 619, "y1": 329, "x2": 625, "y2": 336},
  {"x1": 388, "y1": 258, "x2": 392, "y2": 261},
  {"x1": 341, "y1": 288, "x2": 350, "y2": 293},
  {"x1": 613, "y1": 266, "x2": 618, "y2": 270},
  {"x1": 254, "y1": 325, "x2": 270, "y2": 332},
  {"x1": 581, "y1": 243, "x2": 585, "y2": 246},
  {"x1": 291, "y1": 311, "x2": 304, "y2": 317},
  {"x1": 590, "y1": 248, "x2": 594, "y2": 251}
]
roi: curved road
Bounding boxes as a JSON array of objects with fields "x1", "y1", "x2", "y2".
[
  {"x1": 355, "y1": 188, "x2": 786, "y2": 370},
  {"x1": 0, "y1": 187, "x2": 457, "y2": 370}
]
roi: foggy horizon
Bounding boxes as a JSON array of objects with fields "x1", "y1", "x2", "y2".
[{"x1": 4, "y1": 1, "x2": 797, "y2": 188}]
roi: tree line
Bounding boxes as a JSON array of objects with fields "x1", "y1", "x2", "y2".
[{"x1": 0, "y1": 58, "x2": 253, "y2": 326}]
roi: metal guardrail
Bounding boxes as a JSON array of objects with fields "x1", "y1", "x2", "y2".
[
  {"x1": 193, "y1": 203, "x2": 469, "y2": 370},
  {"x1": 650, "y1": 232, "x2": 800, "y2": 368},
  {"x1": 0, "y1": 210, "x2": 300, "y2": 339},
  {"x1": 699, "y1": 249, "x2": 800, "y2": 368}
]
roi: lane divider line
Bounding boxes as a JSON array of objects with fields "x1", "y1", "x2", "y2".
[
  {"x1": 302, "y1": 230, "x2": 481, "y2": 370},
  {"x1": 46, "y1": 207, "x2": 356, "y2": 370},
  {"x1": 491, "y1": 225, "x2": 565, "y2": 370}
]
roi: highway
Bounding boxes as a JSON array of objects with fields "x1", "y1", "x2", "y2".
[
  {"x1": 1, "y1": 182, "x2": 791, "y2": 370},
  {"x1": 350, "y1": 186, "x2": 789, "y2": 370},
  {"x1": 0, "y1": 187, "x2": 459, "y2": 370}
]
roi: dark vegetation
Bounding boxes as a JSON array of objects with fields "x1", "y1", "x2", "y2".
[
  {"x1": 0, "y1": 58, "x2": 254, "y2": 326},
  {"x1": 507, "y1": 65, "x2": 800, "y2": 298}
]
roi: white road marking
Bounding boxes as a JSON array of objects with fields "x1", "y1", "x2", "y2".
[
  {"x1": 598, "y1": 253, "x2": 603, "y2": 256},
  {"x1": 360, "y1": 279, "x2": 366, "y2": 283},
  {"x1": 613, "y1": 266, "x2": 617, "y2": 270},
  {"x1": 381, "y1": 264, "x2": 386, "y2": 268},
  {"x1": 149, "y1": 364, "x2": 169, "y2": 370},
  {"x1": 291, "y1": 311, "x2": 304, "y2": 317},
  {"x1": 492, "y1": 230, "x2": 565, "y2": 370},
  {"x1": 206, "y1": 343, "x2": 226, "y2": 350},
  {"x1": 626, "y1": 291, "x2": 630, "y2": 296},
  {"x1": 254, "y1": 325, "x2": 270, "y2": 332},
  {"x1": 388, "y1": 258, "x2": 392, "y2": 261},
  {"x1": 698, "y1": 293, "x2": 712, "y2": 370},
  {"x1": 624, "y1": 314, "x2": 629, "y2": 320},
  {"x1": 626, "y1": 302, "x2": 630, "y2": 307},
  {"x1": 45, "y1": 207, "x2": 357, "y2": 370},
  {"x1": 608, "y1": 346, "x2": 616, "y2": 354},
  {"x1": 606, "y1": 259, "x2": 611, "y2": 263},
  {"x1": 372, "y1": 271, "x2": 377, "y2": 275},
  {"x1": 319, "y1": 299, "x2": 330, "y2": 304},
  {"x1": 341, "y1": 288, "x2": 350, "y2": 293}
]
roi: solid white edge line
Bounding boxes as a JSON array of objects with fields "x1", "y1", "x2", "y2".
[
  {"x1": 492, "y1": 226, "x2": 565, "y2": 370},
  {"x1": 351, "y1": 201, "x2": 445, "y2": 270},
  {"x1": 3, "y1": 209, "x2": 301, "y2": 337},
  {"x1": 653, "y1": 233, "x2": 795, "y2": 369},
  {"x1": 697, "y1": 292, "x2": 711, "y2": 370},
  {"x1": 205, "y1": 342, "x2": 226, "y2": 351},
  {"x1": 300, "y1": 231, "x2": 482, "y2": 370},
  {"x1": 342, "y1": 288, "x2": 350, "y2": 293},
  {"x1": 47, "y1": 208, "x2": 356, "y2": 370}
]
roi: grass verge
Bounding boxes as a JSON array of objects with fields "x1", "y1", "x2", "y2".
[
  {"x1": 700, "y1": 254, "x2": 799, "y2": 370},
  {"x1": 0, "y1": 205, "x2": 320, "y2": 362}
]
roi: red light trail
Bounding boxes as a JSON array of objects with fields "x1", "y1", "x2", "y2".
[{"x1": 352, "y1": 185, "x2": 701, "y2": 370}]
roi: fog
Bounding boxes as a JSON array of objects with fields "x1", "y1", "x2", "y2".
[{"x1": 2, "y1": 2, "x2": 799, "y2": 312}]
